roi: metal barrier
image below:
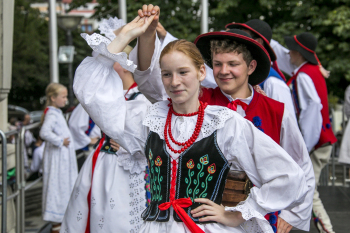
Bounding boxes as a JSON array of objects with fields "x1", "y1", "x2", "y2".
[
  {"x1": 1, "y1": 122, "x2": 41, "y2": 233},
  {"x1": 0, "y1": 112, "x2": 81, "y2": 233},
  {"x1": 1, "y1": 130, "x2": 8, "y2": 233}
]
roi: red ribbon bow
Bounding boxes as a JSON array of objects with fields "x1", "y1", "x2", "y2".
[
  {"x1": 227, "y1": 99, "x2": 248, "y2": 111},
  {"x1": 158, "y1": 197, "x2": 204, "y2": 233}
]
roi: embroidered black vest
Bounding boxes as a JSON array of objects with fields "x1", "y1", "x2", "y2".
[{"x1": 142, "y1": 130, "x2": 230, "y2": 223}]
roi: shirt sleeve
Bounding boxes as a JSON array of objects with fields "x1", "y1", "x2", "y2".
[
  {"x1": 270, "y1": 39, "x2": 295, "y2": 76},
  {"x1": 40, "y1": 111, "x2": 64, "y2": 147},
  {"x1": 129, "y1": 35, "x2": 169, "y2": 103},
  {"x1": 160, "y1": 31, "x2": 178, "y2": 51},
  {"x1": 68, "y1": 104, "x2": 92, "y2": 150},
  {"x1": 201, "y1": 64, "x2": 218, "y2": 89},
  {"x1": 73, "y1": 53, "x2": 150, "y2": 157},
  {"x1": 218, "y1": 116, "x2": 308, "y2": 214},
  {"x1": 297, "y1": 72, "x2": 323, "y2": 151},
  {"x1": 279, "y1": 107, "x2": 315, "y2": 231},
  {"x1": 263, "y1": 77, "x2": 297, "y2": 123}
]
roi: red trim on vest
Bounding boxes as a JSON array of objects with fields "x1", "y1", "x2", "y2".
[
  {"x1": 85, "y1": 136, "x2": 105, "y2": 233},
  {"x1": 289, "y1": 63, "x2": 337, "y2": 148}
]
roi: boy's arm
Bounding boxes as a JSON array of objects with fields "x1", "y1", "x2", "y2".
[{"x1": 297, "y1": 72, "x2": 323, "y2": 152}]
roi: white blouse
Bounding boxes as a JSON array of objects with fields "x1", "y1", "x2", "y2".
[{"x1": 73, "y1": 33, "x2": 309, "y2": 233}]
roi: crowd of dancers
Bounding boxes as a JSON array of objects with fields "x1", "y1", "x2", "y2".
[{"x1": 36, "y1": 4, "x2": 345, "y2": 233}]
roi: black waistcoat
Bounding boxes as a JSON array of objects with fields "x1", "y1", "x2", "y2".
[{"x1": 142, "y1": 130, "x2": 230, "y2": 223}]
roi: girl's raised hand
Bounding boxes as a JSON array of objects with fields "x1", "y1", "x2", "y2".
[
  {"x1": 138, "y1": 4, "x2": 160, "y2": 35},
  {"x1": 107, "y1": 14, "x2": 156, "y2": 54},
  {"x1": 191, "y1": 198, "x2": 245, "y2": 228}
]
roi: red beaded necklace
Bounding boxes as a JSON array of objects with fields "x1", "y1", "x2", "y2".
[{"x1": 164, "y1": 99, "x2": 207, "y2": 154}]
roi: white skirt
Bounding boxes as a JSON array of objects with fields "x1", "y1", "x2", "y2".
[{"x1": 60, "y1": 148, "x2": 147, "y2": 233}]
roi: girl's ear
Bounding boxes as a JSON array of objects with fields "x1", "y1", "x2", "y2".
[{"x1": 198, "y1": 64, "x2": 206, "y2": 82}]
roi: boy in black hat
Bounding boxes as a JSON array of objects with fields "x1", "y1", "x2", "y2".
[
  {"x1": 282, "y1": 32, "x2": 337, "y2": 233},
  {"x1": 131, "y1": 7, "x2": 314, "y2": 233},
  {"x1": 225, "y1": 19, "x2": 297, "y2": 123}
]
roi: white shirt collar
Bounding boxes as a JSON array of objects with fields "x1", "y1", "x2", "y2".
[
  {"x1": 220, "y1": 84, "x2": 254, "y2": 105},
  {"x1": 293, "y1": 61, "x2": 308, "y2": 74}
]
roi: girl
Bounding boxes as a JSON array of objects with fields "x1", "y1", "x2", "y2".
[
  {"x1": 61, "y1": 17, "x2": 151, "y2": 233},
  {"x1": 40, "y1": 83, "x2": 78, "y2": 233},
  {"x1": 73, "y1": 12, "x2": 308, "y2": 233}
]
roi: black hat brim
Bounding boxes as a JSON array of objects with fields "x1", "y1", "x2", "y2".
[
  {"x1": 194, "y1": 31, "x2": 271, "y2": 86},
  {"x1": 284, "y1": 36, "x2": 318, "y2": 65},
  {"x1": 225, "y1": 23, "x2": 277, "y2": 61}
]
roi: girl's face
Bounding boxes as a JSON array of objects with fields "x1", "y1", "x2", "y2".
[
  {"x1": 160, "y1": 51, "x2": 205, "y2": 108},
  {"x1": 51, "y1": 88, "x2": 68, "y2": 108}
]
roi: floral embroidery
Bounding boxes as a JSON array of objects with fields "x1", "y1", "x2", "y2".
[
  {"x1": 155, "y1": 156, "x2": 162, "y2": 166},
  {"x1": 149, "y1": 150, "x2": 163, "y2": 201},
  {"x1": 187, "y1": 159, "x2": 194, "y2": 169},
  {"x1": 207, "y1": 163, "x2": 216, "y2": 174},
  {"x1": 200, "y1": 154, "x2": 209, "y2": 165},
  {"x1": 185, "y1": 155, "x2": 215, "y2": 201},
  {"x1": 252, "y1": 116, "x2": 264, "y2": 132},
  {"x1": 148, "y1": 149, "x2": 153, "y2": 160}
]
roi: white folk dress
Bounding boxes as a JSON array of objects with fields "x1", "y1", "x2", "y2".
[
  {"x1": 40, "y1": 106, "x2": 78, "y2": 223},
  {"x1": 72, "y1": 34, "x2": 309, "y2": 233},
  {"x1": 61, "y1": 86, "x2": 150, "y2": 233}
]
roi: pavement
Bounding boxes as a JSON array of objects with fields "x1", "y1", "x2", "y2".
[
  {"x1": 294, "y1": 186, "x2": 350, "y2": 233},
  {"x1": 24, "y1": 185, "x2": 350, "y2": 233}
]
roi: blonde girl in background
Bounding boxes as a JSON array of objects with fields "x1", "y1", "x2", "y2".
[{"x1": 40, "y1": 83, "x2": 78, "y2": 233}]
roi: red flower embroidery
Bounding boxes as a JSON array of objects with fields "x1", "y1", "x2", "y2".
[
  {"x1": 187, "y1": 159, "x2": 194, "y2": 169},
  {"x1": 200, "y1": 155, "x2": 209, "y2": 165},
  {"x1": 207, "y1": 163, "x2": 216, "y2": 174},
  {"x1": 155, "y1": 156, "x2": 163, "y2": 166}
]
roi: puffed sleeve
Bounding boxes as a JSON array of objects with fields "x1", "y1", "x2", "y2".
[
  {"x1": 40, "y1": 111, "x2": 64, "y2": 147},
  {"x1": 217, "y1": 116, "x2": 308, "y2": 232},
  {"x1": 279, "y1": 107, "x2": 315, "y2": 231},
  {"x1": 73, "y1": 33, "x2": 150, "y2": 156},
  {"x1": 129, "y1": 34, "x2": 168, "y2": 103}
]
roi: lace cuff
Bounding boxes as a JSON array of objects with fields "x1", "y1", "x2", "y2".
[
  {"x1": 225, "y1": 197, "x2": 273, "y2": 233},
  {"x1": 116, "y1": 147, "x2": 147, "y2": 174},
  {"x1": 98, "y1": 17, "x2": 125, "y2": 41},
  {"x1": 81, "y1": 33, "x2": 137, "y2": 72}
]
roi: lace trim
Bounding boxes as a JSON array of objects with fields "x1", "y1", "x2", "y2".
[
  {"x1": 98, "y1": 17, "x2": 125, "y2": 41},
  {"x1": 143, "y1": 101, "x2": 235, "y2": 140},
  {"x1": 116, "y1": 147, "x2": 147, "y2": 174},
  {"x1": 80, "y1": 33, "x2": 137, "y2": 72},
  {"x1": 225, "y1": 201, "x2": 273, "y2": 233}
]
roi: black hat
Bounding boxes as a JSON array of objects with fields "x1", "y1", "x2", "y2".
[
  {"x1": 284, "y1": 32, "x2": 319, "y2": 65},
  {"x1": 225, "y1": 19, "x2": 276, "y2": 61},
  {"x1": 194, "y1": 29, "x2": 271, "y2": 86}
]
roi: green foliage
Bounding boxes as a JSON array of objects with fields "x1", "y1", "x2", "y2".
[{"x1": 11, "y1": 0, "x2": 350, "y2": 110}]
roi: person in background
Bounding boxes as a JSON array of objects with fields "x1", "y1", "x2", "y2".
[
  {"x1": 339, "y1": 85, "x2": 350, "y2": 180},
  {"x1": 27, "y1": 128, "x2": 44, "y2": 181},
  {"x1": 40, "y1": 83, "x2": 78, "y2": 233},
  {"x1": 68, "y1": 103, "x2": 100, "y2": 170},
  {"x1": 282, "y1": 32, "x2": 337, "y2": 233}
]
